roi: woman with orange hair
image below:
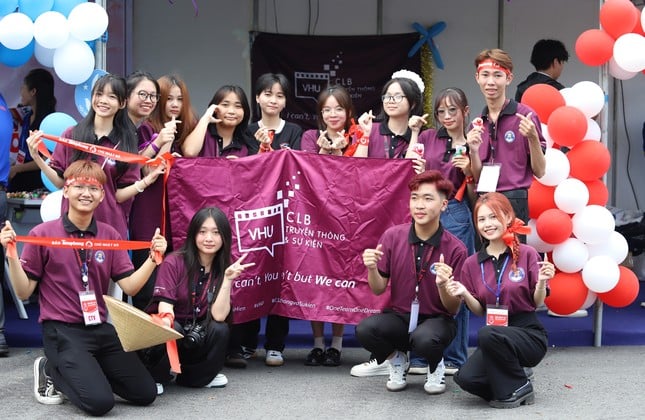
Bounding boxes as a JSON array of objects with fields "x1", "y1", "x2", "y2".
[{"x1": 447, "y1": 192, "x2": 554, "y2": 409}]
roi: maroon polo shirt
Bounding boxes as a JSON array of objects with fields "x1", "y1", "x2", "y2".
[
  {"x1": 417, "y1": 126, "x2": 467, "y2": 199},
  {"x1": 474, "y1": 100, "x2": 546, "y2": 191},
  {"x1": 300, "y1": 129, "x2": 322, "y2": 153},
  {"x1": 129, "y1": 123, "x2": 165, "y2": 241},
  {"x1": 366, "y1": 122, "x2": 411, "y2": 159},
  {"x1": 50, "y1": 127, "x2": 140, "y2": 240},
  {"x1": 150, "y1": 253, "x2": 215, "y2": 323},
  {"x1": 198, "y1": 128, "x2": 251, "y2": 158},
  {"x1": 21, "y1": 214, "x2": 134, "y2": 324},
  {"x1": 459, "y1": 244, "x2": 541, "y2": 314},
  {"x1": 377, "y1": 223, "x2": 467, "y2": 317}
]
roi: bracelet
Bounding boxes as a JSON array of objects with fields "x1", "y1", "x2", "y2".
[
  {"x1": 150, "y1": 142, "x2": 160, "y2": 154},
  {"x1": 134, "y1": 181, "x2": 145, "y2": 193},
  {"x1": 142, "y1": 177, "x2": 150, "y2": 187},
  {"x1": 358, "y1": 136, "x2": 369, "y2": 146}
]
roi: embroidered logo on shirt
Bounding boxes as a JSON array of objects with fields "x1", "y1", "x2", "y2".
[
  {"x1": 504, "y1": 131, "x2": 515, "y2": 143},
  {"x1": 94, "y1": 251, "x2": 105, "y2": 264}
]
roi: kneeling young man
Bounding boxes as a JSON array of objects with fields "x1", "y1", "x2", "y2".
[
  {"x1": 1, "y1": 160, "x2": 167, "y2": 416},
  {"x1": 356, "y1": 170, "x2": 467, "y2": 394}
]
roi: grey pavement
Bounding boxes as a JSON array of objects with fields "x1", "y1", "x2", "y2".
[{"x1": 1, "y1": 345, "x2": 644, "y2": 419}]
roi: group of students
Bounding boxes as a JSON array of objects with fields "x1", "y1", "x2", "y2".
[{"x1": 0, "y1": 43, "x2": 563, "y2": 415}]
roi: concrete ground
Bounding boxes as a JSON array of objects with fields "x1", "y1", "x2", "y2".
[{"x1": 1, "y1": 345, "x2": 644, "y2": 419}]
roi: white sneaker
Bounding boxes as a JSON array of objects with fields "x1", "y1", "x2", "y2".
[
  {"x1": 350, "y1": 358, "x2": 390, "y2": 377},
  {"x1": 156, "y1": 383, "x2": 164, "y2": 395},
  {"x1": 265, "y1": 350, "x2": 284, "y2": 366},
  {"x1": 33, "y1": 357, "x2": 63, "y2": 405},
  {"x1": 386, "y1": 352, "x2": 409, "y2": 392},
  {"x1": 424, "y1": 359, "x2": 446, "y2": 395},
  {"x1": 205, "y1": 373, "x2": 228, "y2": 388}
]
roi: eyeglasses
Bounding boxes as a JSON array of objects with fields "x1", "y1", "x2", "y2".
[
  {"x1": 381, "y1": 94, "x2": 406, "y2": 103},
  {"x1": 321, "y1": 106, "x2": 345, "y2": 115},
  {"x1": 436, "y1": 107, "x2": 460, "y2": 118},
  {"x1": 137, "y1": 90, "x2": 160, "y2": 103},
  {"x1": 70, "y1": 185, "x2": 103, "y2": 194}
]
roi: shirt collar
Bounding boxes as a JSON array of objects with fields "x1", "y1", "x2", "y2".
[
  {"x1": 480, "y1": 99, "x2": 518, "y2": 121},
  {"x1": 477, "y1": 247, "x2": 511, "y2": 264},
  {"x1": 63, "y1": 213, "x2": 98, "y2": 236},
  {"x1": 379, "y1": 121, "x2": 412, "y2": 141},
  {"x1": 408, "y1": 223, "x2": 443, "y2": 248},
  {"x1": 437, "y1": 126, "x2": 451, "y2": 139}
]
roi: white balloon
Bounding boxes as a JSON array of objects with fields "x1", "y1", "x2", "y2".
[
  {"x1": 526, "y1": 219, "x2": 554, "y2": 253},
  {"x1": 554, "y1": 178, "x2": 589, "y2": 214},
  {"x1": 0, "y1": 12, "x2": 34, "y2": 50},
  {"x1": 541, "y1": 123, "x2": 554, "y2": 148},
  {"x1": 581, "y1": 289, "x2": 597, "y2": 310},
  {"x1": 572, "y1": 205, "x2": 615, "y2": 245},
  {"x1": 582, "y1": 255, "x2": 620, "y2": 293},
  {"x1": 560, "y1": 87, "x2": 575, "y2": 107},
  {"x1": 552, "y1": 238, "x2": 589, "y2": 273},
  {"x1": 33, "y1": 11, "x2": 69, "y2": 49},
  {"x1": 40, "y1": 190, "x2": 63, "y2": 222},
  {"x1": 613, "y1": 33, "x2": 645, "y2": 72},
  {"x1": 586, "y1": 231, "x2": 629, "y2": 264},
  {"x1": 537, "y1": 148, "x2": 570, "y2": 186},
  {"x1": 570, "y1": 81, "x2": 605, "y2": 119},
  {"x1": 68, "y1": 2, "x2": 109, "y2": 41},
  {"x1": 34, "y1": 42, "x2": 55, "y2": 67},
  {"x1": 584, "y1": 118, "x2": 601, "y2": 141},
  {"x1": 53, "y1": 37, "x2": 95, "y2": 85},
  {"x1": 609, "y1": 57, "x2": 638, "y2": 80}
]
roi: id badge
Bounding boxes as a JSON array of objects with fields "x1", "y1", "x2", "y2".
[
  {"x1": 477, "y1": 163, "x2": 501, "y2": 192},
  {"x1": 408, "y1": 299, "x2": 419, "y2": 333},
  {"x1": 486, "y1": 304, "x2": 508, "y2": 326},
  {"x1": 16, "y1": 149, "x2": 26, "y2": 164},
  {"x1": 79, "y1": 290, "x2": 102, "y2": 326}
]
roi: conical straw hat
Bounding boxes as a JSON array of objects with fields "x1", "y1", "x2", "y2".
[{"x1": 103, "y1": 295, "x2": 183, "y2": 351}]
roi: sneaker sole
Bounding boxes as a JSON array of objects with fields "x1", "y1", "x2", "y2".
[
  {"x1": 408, "y1": 366, "x2": 428, "y2": 375},
  {"x1": 386, "y1": 383, "x2": 408, "y2": 392},
  {"x1": 424, "y1": 385, "x2": 447, "y2": 395},
  {"x1": 265, "y1": 359, "x2": 284, "y2": 367},
  {"x1": 350, "y1": 367, "x2": 390, "y2": 377}
]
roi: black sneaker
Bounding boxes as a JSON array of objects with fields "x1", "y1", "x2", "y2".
[
  {"x1": 0, "y1": 331, "x2": 8, "y2": 357},
  {"x1": 225, "y1": 352, "x2": 248, "y2": 368},
  {"x1": 304, "y1": 347, "x2": 325, "y2": 366},
  {"x1": 322, "y1": 348, "x2": 341, "y2": 367},
  {"x1": 33, "y1": 357, "x2": 63, "y2": 405}
]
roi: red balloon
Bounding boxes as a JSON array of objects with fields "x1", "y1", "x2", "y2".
[
  {"x1": 536, "y1": 208, "x2": 572, "y2": 244},
  {"x1": 600, "y1": 0, "x2": 640, "y2": 39},
  {"x1": 528, "y1": 179, "x2": 556, "y2": 220},
  {"x1": 545, "y1": 272, "x2": 589, "y2": 315},
  {"x1": 584, "y1": 179, "x2": 609, "y2": 206},
  {"x1": 597, "y1": 266, "x2": 640, "y2": 307},
  {"x1": 546, "y1": 106, "x2": 587, "y2": 148},
  {"x1": 520, "y1": 84, "x2": 565, "y2": 123},
  {"x1": 575, "y1": 29, "x2": 614, "y2": 66},
  {"x1": 567, "y1": 141, "x2": 611, "y2": 181}
]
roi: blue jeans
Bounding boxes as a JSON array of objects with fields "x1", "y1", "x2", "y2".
[{"x1": 440, "y1": 198, "x2": 475, "y2": 367}]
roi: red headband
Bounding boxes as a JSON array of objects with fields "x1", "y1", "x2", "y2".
[
  {"x1": 65, "y1": 177, "x2": 103, "y2": 188},
  {"x1": 477, "y1": 59, "x2": 511, "y2": 76}
]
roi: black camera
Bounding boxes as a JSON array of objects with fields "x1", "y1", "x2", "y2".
[{"x1": 182, "y1": 322, "x2": 206, "y2": 349}]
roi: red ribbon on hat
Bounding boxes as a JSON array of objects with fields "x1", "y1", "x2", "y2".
[{"x1": 502, "y1": 218, "x2": 531, "y2": 248}]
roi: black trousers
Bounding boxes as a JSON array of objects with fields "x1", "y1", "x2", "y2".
[
  {"x1": 130, "y1": 249, "x2": 158, "y2": 310},
  {"x1": 143, "y1": 320, "x2": 229, "y2": 387},
  {"x1": 231, "y1": 315, "x2": 290, "y2": 352},
  {"x1": 42, "y1": 321, "x2": 156, "y2": 416},
  {"x1": 453, "y1": 312, "x2": 547, "y2": 401},
  {"x1": 501, "y1": 189, "x2": 528, "y2": 244},
  {"x1": 355, "y1": 311, "x2": 456, "y2": 372}
]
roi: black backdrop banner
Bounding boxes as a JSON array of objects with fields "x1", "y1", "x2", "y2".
[{"x1": 250, "y1": 32, "x2": 421, "y2": 130}]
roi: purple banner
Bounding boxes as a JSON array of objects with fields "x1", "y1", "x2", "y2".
[
  {"x1": 168, "y1": 151, "x2": 415, "y2": 324},
  {"x1": 250, "y1": 32, "x2": 421, "y2": 130}
]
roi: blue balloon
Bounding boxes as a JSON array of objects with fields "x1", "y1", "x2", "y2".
[
  {"x1": 40, "y1": 159, "x2": 60, "y2": 192},
  {"x1": 74, "y1": 68, "x2": 107, "y2": 117},
  {"x1": 0, "y1": 0, "x2": 19, "y2": 17},
  {"x1": 51, "y1": 0, "x2": 84, "y2": 17},
  {"x1": 40, "y1": 112, "x2": 77, "y2": 151},
  {"x1": 0, "y1": 94, "x2": 12, "y2": 153},
  {"x1": 18, "y1": 0, "x2": 53, "y2": 20},
  {"x1": 0, "y1": 39, "x2": 34, "y2": 67}
]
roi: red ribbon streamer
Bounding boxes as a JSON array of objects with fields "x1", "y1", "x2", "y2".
[
  {"x1": 6, "y1": 235, "x2": 155, "y2": 260},
  {"x1": 150, "y1": 312, "x2": 182, "y2": 374},
  {"x1": 343, "y1": 119, "x2": 363, "y2": 157}
]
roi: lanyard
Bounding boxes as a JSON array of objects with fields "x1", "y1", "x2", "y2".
[
  {"x1": 411, "y1": 243, "x2": 434, "y2": 300},
  {"x1": 480, "y1": 255, "x2": 509, "y2": 307},
  {"x1": 73, "y1": 240, "x2": 92, "y2": 290}
]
